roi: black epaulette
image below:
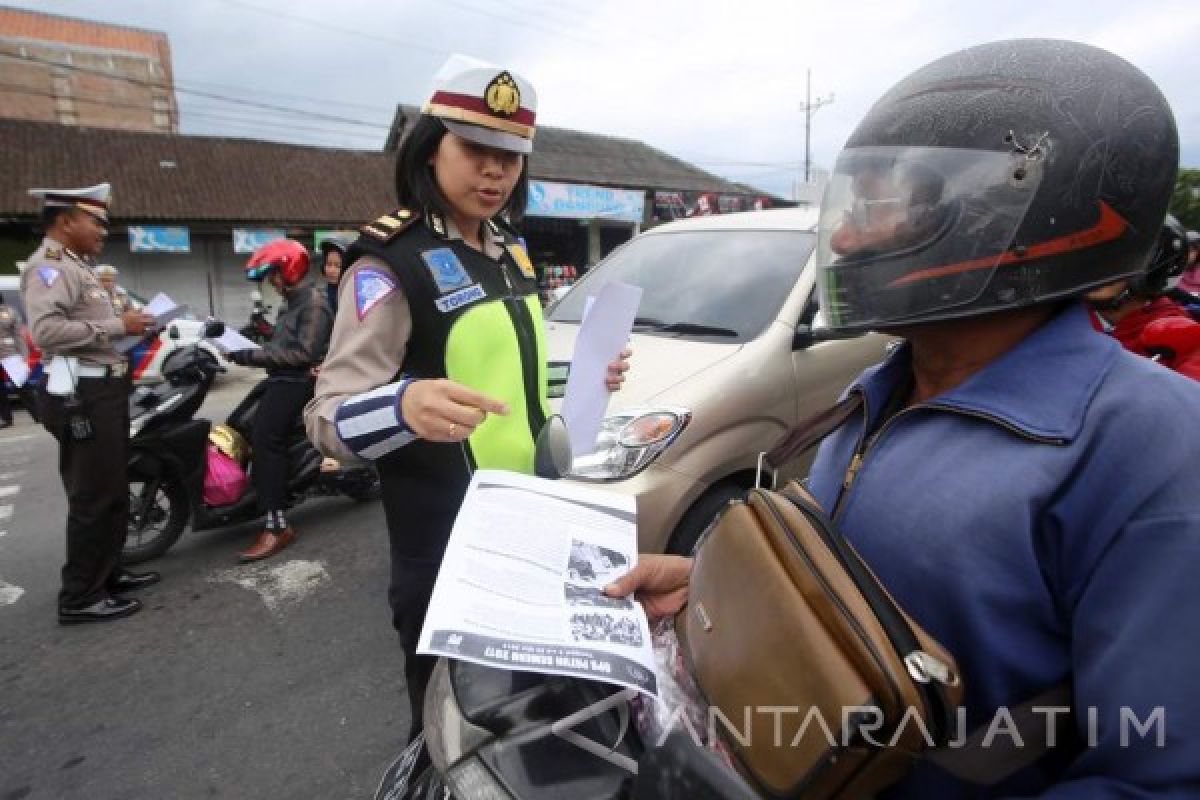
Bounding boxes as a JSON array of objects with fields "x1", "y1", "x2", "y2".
[{"x1": 359, "y1": 208, "x2": 420, "y2": 243}]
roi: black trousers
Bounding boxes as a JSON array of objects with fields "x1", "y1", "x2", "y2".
[
  {"x1": 250, "y1": 377, "x2": 314, "y2": 513},
  {"x1": 41, "y1": 375, "x2": 130, "y2": 608},
  {"x1": 0, "y1": 383, "x2": 10, "y2": 424}
]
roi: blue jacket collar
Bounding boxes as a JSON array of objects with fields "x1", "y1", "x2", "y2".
[{"x1": 852, "y1": 303, "x2": 1120, "y2": 443}]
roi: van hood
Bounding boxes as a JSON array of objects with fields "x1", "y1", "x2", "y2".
[{"x1": 543, "y1": 321, "x2": 742, "y2": 407}]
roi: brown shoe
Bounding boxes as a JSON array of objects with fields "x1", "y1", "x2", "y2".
[{"x1": 238, "y1": 527, "x2": 296, "y2": 563}]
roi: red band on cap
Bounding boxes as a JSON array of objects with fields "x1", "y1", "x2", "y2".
[{"x1": 429, "y1": 91, "x2": 536, "y2": 127}]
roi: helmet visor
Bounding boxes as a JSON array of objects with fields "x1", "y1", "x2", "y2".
[
  {"x1": 245, "y1": 262, "x2": 275, "y2": 282},
  {"x1": 816, "y1": 145, "x2": 1043, "y2": 332}
]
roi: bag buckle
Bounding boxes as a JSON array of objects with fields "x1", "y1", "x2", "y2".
[
  {"x1": 755, "y1": 452, "x2": 778, "y2": 490},
  {"x1": 905, "y1": 651, "x2": 958, "y2": 686}
]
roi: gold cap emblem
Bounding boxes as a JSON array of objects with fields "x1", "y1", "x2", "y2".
[{"x1": 484, "y1": 72, "x2": 521, "y2": 117}]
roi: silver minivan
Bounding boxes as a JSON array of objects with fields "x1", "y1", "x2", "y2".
[{"x1": 545, "y1": 207, "x2": 890, "y2": 554}]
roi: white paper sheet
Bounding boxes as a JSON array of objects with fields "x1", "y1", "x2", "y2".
[
  {"x1": 115, "y1": 293, "x2": 189, "y2": 352},
  {"x1": 46, "y1": 355, "x2": 77, "y2": 396},
  {"x1": 209, "y1": 327, "x2": 261, "y2": 353},
  {"x1": 1, "y1": 355, "x2": 29, "y2": 388},
  {"x1": 418, "y1": 470, "x2": 659, "y2": 698},
  {"x1": 560, "y1": 282, "x2": 642, "y2": 458}
]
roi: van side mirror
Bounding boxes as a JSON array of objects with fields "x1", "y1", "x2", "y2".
[
  {"x1": 168, "y1": 324, "x2": 181, "y2": 340},
  {"x1": 792, "y1": 324, "x2": 816, "y2": 350}
]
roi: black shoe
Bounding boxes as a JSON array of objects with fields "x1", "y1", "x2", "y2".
[
  {"x1": 58, "y1": 596, "x2": 142, "y2": 625},
  {"x1": 107, "y1": 570, "x2": 161, "y2": 592},
  {"x1": 0, "y1": 419, "x2": 12, "y2": 429}
]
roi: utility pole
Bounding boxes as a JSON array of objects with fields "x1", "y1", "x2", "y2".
[{"x1": 800, "y1": 68, "x2": 834, "y2": 185}]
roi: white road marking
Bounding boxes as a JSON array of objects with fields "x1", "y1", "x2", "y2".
[
  {"x1": 0, "y1": 506, "x2": 11, "y2": 521},
  {"x1": 0, "y1": 473, "x2": 22, "y2": 482},
  {"x1": 0, "y1": 580, "x2": 24, "y2": 606},
  {"x1": 209, "y1": 559, "x2": 331, "y2": 613},
  {"x1": 0, "y1": 486, "x2": 18, "y2": 499}
]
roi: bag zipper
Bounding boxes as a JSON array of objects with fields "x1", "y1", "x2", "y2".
[{"x1": 776, "y1": 486, "x2": 958, "y2": 745}]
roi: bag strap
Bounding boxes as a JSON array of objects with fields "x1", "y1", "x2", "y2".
[
  {"x1": 925, "y1": 683, "x2": 1074, "y2": 784},
  {"x1": 764, "y1": 392, "x2": 864, "y2": 470}
]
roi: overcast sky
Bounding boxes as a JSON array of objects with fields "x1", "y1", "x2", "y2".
[{"x1": 10, "y1": 0, "x2": 1200, "y2": 198}]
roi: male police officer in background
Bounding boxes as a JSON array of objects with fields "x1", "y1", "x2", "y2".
[
  {"x1": 21, "y1": 183, "x2": 160, "y2": 625},
  {"x1": 0, "y1": 292, "x2": 25, "y2": 428}
]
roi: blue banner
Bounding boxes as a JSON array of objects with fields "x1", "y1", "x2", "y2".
[
  {"x1": 128, "y1": 226, "x2": 190, "y2": 253},
  {"x1": 526, "y1": 181, "x2": 645, "y2": 224},
  {"x1": 233, "y1": 228, "x2": 287, "y2": 254}
]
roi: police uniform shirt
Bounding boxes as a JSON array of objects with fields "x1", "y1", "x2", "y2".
[
  {"x1": 305, "y1": 216, "x2": 507, "y2": 463},
  {"x1": 20, "y1": 237, "x2": 124, "y2": 366},
  {"x1": 0, "y1": 303, "x2": 24, "y2": 360}
]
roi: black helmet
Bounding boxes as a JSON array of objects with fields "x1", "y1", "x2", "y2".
[
  {"x1": 816, "y1": 39, "x2": 1179, "y2": 333},
  {"x1": 1136, "y1": 214, "x2": 1189, "y2": 295}
]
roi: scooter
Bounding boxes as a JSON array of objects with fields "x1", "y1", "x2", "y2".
[
  {"x1": 374, "y1": 419, "x2": 761, "y2": 800},
  {"x1": 238, "y1": 290, "x2": 275, "y2": 346},
  {"x1": 122, "y1": 323, "x2": 378, "y2": 564}
]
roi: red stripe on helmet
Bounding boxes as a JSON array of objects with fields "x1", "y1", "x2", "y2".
[{"x1": 888, "y1": 201, "x2": 1129, "y2": 288}]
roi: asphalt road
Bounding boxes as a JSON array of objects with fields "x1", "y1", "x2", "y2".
[{"x1": 0, "y1": 370, "x2": 409, "y2": 800}]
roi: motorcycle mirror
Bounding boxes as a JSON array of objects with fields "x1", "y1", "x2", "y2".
[
  {"x1": 534, "y1": 414, "x2": 572, "y2": 479},
  {"x1": 168, "y1": 324, "x2": 180, "y2": 340},
  {"x1": 203, "y1": 319, "x2": 226, "y2": 338}
]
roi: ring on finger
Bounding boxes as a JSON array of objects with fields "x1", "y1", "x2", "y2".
[{"x1": 448, "y1": 422, "x2": 458, "y2": 438}]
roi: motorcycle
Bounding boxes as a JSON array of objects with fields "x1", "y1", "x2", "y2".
[
  {"x1": 378, "y1": 659, "x2": 760, "y2": 800},
  {"x1": 122, "y1": 321, "x2": 379, "y2": 564},
  {"x1": 238, "y1": 290, "x2": 275, "y2": 346},
  {"x1": 374, "y1": 419, "x2": 760, "y2": 800}
]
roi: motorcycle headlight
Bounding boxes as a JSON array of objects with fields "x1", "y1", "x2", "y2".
[
  {"x1": 424, "y1": 660, "x2": 492, "y2": 774},
  {"x1": 567, "y1": 408, "x2": 691, "y2": 481}
]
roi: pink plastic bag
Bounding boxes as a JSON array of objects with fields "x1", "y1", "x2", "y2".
[{"x1": 203, "y1": 444, "x2": 247, "y2": 507}]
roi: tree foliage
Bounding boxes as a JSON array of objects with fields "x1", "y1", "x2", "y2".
[{"x1": 1170, "y1": 168, "x2": 1200, "y2": 231}]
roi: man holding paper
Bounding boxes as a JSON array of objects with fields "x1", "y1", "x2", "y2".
[{"x1": 20, "y1": 182, "x2": 159, "y2": 625}]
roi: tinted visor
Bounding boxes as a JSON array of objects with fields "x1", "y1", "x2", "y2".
[{"x1": 816, "y1": 146, "x2": 1042, "y2": 331}]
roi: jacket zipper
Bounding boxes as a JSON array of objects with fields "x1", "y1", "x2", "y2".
[
  {"x1": 496, "y1": 260, "x2": 546, "y2": 443},
  {"x1": 826, "y1": 393, "x2": 1068, "y2": 741}
]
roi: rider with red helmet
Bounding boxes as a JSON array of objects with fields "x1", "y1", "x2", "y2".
[
  {"x1": 226, "y1": 239, "x2": 333, "y2": 561},
  {"x1": 1087, "y1": 215, "x2": 1200, "y2": 380}
]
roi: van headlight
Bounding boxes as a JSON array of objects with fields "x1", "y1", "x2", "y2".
[{"x1": 567, "y1": 408, "x2": 691, "y2": 481}]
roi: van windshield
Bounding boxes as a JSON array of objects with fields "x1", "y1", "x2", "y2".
[{"x1": 548, "y1": 230, "x2": 814, "y2": 343}]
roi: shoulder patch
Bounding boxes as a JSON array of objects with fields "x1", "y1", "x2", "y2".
[
  {"x1": 44, "y1": 247, "x2": 62, "y2": 261},
  {"x1": 360, "y1": 208, "x2": 419, "y2": 243},
  {"x1": 421, "y1": 248, "x2": 472, "y2": 293},
  {"x1": 37, "y1": 267, "x2": 60, "y2": 287},
  {"x1": 354, "y1": 267, "x2": 398, "y2": 321}
]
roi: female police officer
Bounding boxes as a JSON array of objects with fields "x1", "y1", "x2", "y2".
[{"x1": 305, "y1": 55, "x2": 627, "y2": 741}]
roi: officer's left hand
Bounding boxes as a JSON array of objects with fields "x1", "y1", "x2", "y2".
[{"x1": 606, "y1": 347, "x2": 632, "y2": 392}]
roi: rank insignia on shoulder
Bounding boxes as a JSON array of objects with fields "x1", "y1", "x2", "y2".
[
  {"x1": 421, "y1": 248, "x2": 472, "y2": 293},
  {"x1": 44, "y1": 247, "x2": 62, "y2": 260},
  {"x1": 507, "y1": 243, "x2": 536, "y2": 280},
  {"x1": 37, "y1": 266, "x2": 60, "y2": 287},
  {"x1": 360, "y1": 208, "x2": 419, "y2": 243},
  {"x1": 354, "y1": 267, "x2": 398, "y2": 321}
]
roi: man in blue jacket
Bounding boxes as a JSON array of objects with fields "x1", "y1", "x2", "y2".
[{"x1": 609, "y1": 39, "x2": 1200, "y2": 797}]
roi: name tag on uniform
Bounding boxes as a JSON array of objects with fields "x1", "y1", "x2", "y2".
[
  {"x1": 434, "y1": 284, "x2": 486, "y2": 313},
  {"x1": 421, "y1": 248, "x2": 472, "y2": 293}
]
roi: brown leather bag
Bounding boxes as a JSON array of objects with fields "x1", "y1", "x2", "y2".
[{"x1": 675, "y1": 396, "x2": 965, "y2": 798}]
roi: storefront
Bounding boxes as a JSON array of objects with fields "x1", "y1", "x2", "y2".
[{"x1": 522, "y1": 179, "x2": 646, "y2": 301}]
